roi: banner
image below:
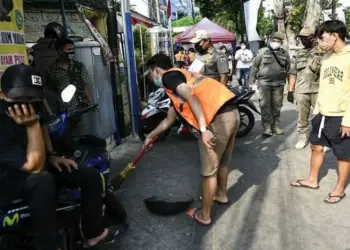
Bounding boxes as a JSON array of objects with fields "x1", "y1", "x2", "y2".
[
  {"x1": 244, "y1": 0, "x2": 262, "y2": 42},
  {"x1": 0, "y1": 0, "x2": 27, "y2": 80}
]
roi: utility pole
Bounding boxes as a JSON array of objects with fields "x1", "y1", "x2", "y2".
[
  {"x1": 331, "y1": 0, "x2": 336, "y2": 20},
  {"x1": 240, "y1": 0, "x2": 245, "y2": 41},
  {"x1": 106, "y1": 0, "x2": 125, "y2": 142},
  {"x1": 121, "y1": 0, "x2": 140, "y2": 136}
]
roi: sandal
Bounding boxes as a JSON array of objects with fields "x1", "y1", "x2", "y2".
[
  {"x1": 83, "y1": 228, "x2": 120, "y2": 249},
  {"x1": 324, "y1": 193, "x2": 346, "y2": 204},
  {"x1": 199, "y1": 196, "x2": 229, "y2": 205},
  {"x1": 186, "y1": 208, "x2": 211, "y2": 226},
  {"x1": 291, "y1": 180, "x2": 319, "y2": 189}
]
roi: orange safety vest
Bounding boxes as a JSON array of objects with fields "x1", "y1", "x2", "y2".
[
  {"x1": 164, "y1": 68, "x2": 235, "y2": 130},
  {"x1": 188, "y1": 53, "x2": 195, "y2": 62}
]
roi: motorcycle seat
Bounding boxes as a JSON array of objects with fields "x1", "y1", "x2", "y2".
[{"x1": 73, "y1": 134, "x2": 106, "y2": 148}]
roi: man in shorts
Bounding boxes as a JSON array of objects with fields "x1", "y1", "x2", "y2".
[
  {"x1": 144, "y1": 54, "x2": 239, "y2": 225},
  {"x1": 291, "y1": 20, "x2": 350, "y2": 204}
]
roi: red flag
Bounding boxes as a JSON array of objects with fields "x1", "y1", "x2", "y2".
[{"x1": 167, "y1": 0, "x2": 171, "y2": 21}]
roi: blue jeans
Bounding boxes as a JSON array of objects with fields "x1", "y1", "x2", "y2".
[{"x1": 237, "y1": 68, "x2": 250, "y2": 89}]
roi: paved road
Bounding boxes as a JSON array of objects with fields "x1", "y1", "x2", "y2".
[{"x1": 105, "y1": 98, "x2": 350, "y2": 250}]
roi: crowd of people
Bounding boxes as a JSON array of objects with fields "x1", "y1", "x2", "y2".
[{"x1": 0, "y1": 17, "x2": 349, "y2": 249}]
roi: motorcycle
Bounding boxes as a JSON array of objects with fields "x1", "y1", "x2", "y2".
[
  {"x1": 138, "y1": 88, "x2": 190, "y2": 141},
  {"x1": 228, "y1": 85, "x2": 261, "y2": 137},
  {"x1": 0, "y1": 85, "x2": 127, "y2": 250},
  {"x1": 138, "y1": 86, "x2": 260, "y2": 141}
]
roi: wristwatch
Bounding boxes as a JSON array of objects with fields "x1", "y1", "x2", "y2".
[
  {"x1": 47, "y1": 151, "x2": 58, "y2": 157},
  {"x1": 200, "y1": 126, "x2": 207, "y2": 133}
]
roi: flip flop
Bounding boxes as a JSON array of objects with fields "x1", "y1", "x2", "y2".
[
  {"x1": 186, "y1": 208, "x2": 211, "y2": 226},
  {"x1": 291, "y1": 180, "x2": 319, "y2": 189},
  {"x1": 199, "y1": 196, "x2": 229, "y2": 205},
  {"x1": 324, "y1": 193, "x2": 346, "y2": 204},
  {"x1": 83, "y1": 228, "x2": 120, "y2": 249}
]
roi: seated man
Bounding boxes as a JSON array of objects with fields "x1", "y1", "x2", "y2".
[{"x1": 0, "y1": 64, "x2": 111, "y2": 250}]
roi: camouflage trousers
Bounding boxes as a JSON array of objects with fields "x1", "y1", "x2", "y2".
[
  {"x1": 258, "y1": 85, "x2": 284, "y2": 128},
  {"x1": 296, "y1": 93, "x2": 318, "y2": 135}
]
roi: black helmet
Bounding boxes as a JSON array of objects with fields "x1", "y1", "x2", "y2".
[{"x1": 44, "y1": 22, "x2": 64, "y2": 39}]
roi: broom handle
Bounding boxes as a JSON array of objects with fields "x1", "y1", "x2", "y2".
[{"x1": 132, "y1": 136, "x2": 158, "y2": 165}]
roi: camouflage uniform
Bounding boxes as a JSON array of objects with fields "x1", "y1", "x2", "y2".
[
  {"x1": 290, "y1": 28, "x2": 324, "y2": 149},
  {"x1": 250, "y1": 32, "x2": 291, "y2": 136},
  {"x1": 195, "y1": 46, "x2": 229, "y2": 82}
]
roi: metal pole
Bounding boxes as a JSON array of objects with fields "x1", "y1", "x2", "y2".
[
  {"x1": 107, "y1": 0, "x2": 125, "y2": 142},
  {"x1": 240, "y1": 0, "x2": 245, "y2": 41},
  {"x1": 331, "y1": 0, "x2": 336, "y2": 20},
  {"x1": 60, "y1": 0, "x2": 68, "y2": 37},
  {"x1": 121, "y1": 0, "x2": 140, "y2": 136},
  {"x1": 139, "y1": 26, "x2": 147, "y2": 100},
  {"x1": 191, "y1": 0, "x2": 195, "y2": 25}
]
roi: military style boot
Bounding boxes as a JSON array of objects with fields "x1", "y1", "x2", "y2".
[
  {"x1": 295, "y1": 134, "x2": 308, "y2": 150},
  {"x1": 272, "y1": 124, "x2": 284, "y2": 135},
  {"x1": 263, "y1": 125, "x2": 273, "y2": 137}
]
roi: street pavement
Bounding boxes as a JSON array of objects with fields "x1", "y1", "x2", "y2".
[{"x1": 104, "y1": 96, "x2": 350, "y2": 250}]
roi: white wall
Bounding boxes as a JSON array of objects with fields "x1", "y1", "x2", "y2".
[{"x1": 131, "y1": 0, "x2": 150, "y2": 18}]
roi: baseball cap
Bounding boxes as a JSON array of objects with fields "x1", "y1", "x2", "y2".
[
  {"x1": 190, "y1": 30, "x2": 210, "y2": 44},
  {"x1": 298, "y1": 27, "x2": 315, "y2": 37},
  {"x1": 1, "y1": 64, "x2": 44, "y2": 99}
]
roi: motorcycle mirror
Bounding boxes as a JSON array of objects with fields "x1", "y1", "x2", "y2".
[{"x1": 61, "y1": 84, "x2": 76, "y2": 103}]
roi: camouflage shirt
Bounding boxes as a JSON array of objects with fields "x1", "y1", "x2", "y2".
[
  {"x1": 195, "y1": 46, "x2": 229, "y2": 82},
  {"x1": 290, "y1": 46, "x2": 325, "y2": 94}
]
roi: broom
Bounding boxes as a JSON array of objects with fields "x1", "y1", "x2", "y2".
[{"x1": 107, "y1": 136, "x2": 158, "y2": 194}]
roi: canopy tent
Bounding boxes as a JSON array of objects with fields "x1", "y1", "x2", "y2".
[{"x1": 176, "y1": 18, "x2": 236, "y2": 44}]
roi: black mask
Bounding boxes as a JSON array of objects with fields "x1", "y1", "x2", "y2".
[
  {"x1": 300, "y1": 39, "x2": 314, "y2": 49},
  {"x1": 0, "y1": 100, "x2": 43, "y2": 116},
  {"x1": 194, "y1": 42, "x2": 206, "y2": 54}
]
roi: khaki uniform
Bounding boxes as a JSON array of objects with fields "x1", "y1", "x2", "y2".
[
  {"x1": 290, "y1": 47, "x2": 324, "y2": 135},
  {"x1": 250, "y1": 47, "x2": 291, "y2": 129},
  {"x1": 195, "y1": 46, "x2": 229, "y2": 82}
]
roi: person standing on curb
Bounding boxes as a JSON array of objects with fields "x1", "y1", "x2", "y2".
[
  {"x1": 190, "y1": 30, "x2": 229, "y2": 85},
  {"x1": 235, "y1": 41, "x2": 253, "y2": 89},
  {"x1": 144, "y1": 54, "x2": 239, "y2": 226},
  {"x1": 288, "y1": 27, "x2": 325, "y2": 149},
  {"x1": 250, "y1": 32, "x2": 291, "y2": 137},
  {"x1": 291, "y1": 20, "x2": 350, "y2": 204}
]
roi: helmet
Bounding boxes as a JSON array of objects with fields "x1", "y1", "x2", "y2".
[{"x1": 44, "y1": 22, "x2": 64, "y2": 39}]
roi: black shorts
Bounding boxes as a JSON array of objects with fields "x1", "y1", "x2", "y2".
[{"x1": 310, "y1": 114, "x2": 350, "y2": 159}]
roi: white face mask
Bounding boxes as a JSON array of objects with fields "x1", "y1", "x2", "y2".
[
  {"x1": 241, "y1": 45, "x2": 246, "y2": 50},
  {"x1": 270, "y1": 42, "x2": 281, "y2": 50}
]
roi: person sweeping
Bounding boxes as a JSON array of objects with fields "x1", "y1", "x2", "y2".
[{"x1": 144, "y1": 54, "x2": 239, "y2": 226}]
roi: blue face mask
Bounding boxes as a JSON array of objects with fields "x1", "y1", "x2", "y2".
[{"x1": 154, "y1": 77, "x2": 162, "y2": 88}]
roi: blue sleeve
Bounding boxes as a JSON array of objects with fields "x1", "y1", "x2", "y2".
[{"x1": 0, "y1": 143, "x2": 27, "y2": 170}]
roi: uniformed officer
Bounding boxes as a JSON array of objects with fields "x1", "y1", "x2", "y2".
[
  {"x1": 250, "y1": 32, "x2": 291, "y2": 137},
  {"x1": 288, "y1": 27, "x2": 324, "y2": 149},
  {"x1": 190, "y1": 30, "x2": 229, "y2": 85}
]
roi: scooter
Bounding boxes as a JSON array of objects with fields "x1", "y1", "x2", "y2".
[
  {"x1": 0, "y1": 85, "x2": 126, "y2": 250},
  {"x1": 228, "y1": 85, "x2": 261, "y2": 137},
  {"x1": 138, "y1": 88, "x2": 190, "y2": 141},
  {"x1": 138, "y1": 85, "x2": 261, "y2": 141}
]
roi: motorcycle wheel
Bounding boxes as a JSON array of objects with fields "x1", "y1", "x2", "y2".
[
  {"x1": 236, "y1": 105, "x2": 255, "y2": 137},
  {"x1": 138, "y1": 113, "x2": 171, "y2": 141}
]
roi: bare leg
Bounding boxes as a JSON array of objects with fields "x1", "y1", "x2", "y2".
[
  {"x1": 201, "y1": 175, "x2": 217, "y2": 220},
  {"x1": 216, "y1": 167, "x2": 229, "y2": 203},
  {"x1": 87, "y1": 229, "x2": 109, "y2": 247},
  {"x1": 291, "y1": 144, "x2": 324, "y2": 187},
  {"x1": 325, "y1": 159, "x2": 350, "y2": 202}
]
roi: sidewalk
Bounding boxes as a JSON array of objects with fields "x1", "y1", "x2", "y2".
[{"x1": 105, "y1": 101, "x2": 350, "y2": 250}]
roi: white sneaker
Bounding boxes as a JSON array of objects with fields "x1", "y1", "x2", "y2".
[{"x1": 323, "y1": 146, "x2": 331, "y2": 153}]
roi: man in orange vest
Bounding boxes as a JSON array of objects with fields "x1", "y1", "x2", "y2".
[{"x1": 144, "y1": 54, "x2": 240, "y2": 225}]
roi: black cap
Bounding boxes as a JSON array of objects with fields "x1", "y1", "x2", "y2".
[{"x1": 1, "y1": 64, "x2": 44, "y2": 99}]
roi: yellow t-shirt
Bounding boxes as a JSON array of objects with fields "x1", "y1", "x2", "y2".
[{"x1": 315, "y1": 45, "x2": 350, "y2": 126}]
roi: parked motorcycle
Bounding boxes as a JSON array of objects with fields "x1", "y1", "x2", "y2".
[
  {"x1": 228, "y1": 85, "x2": 261, "y2": 137},
  {"x1": 138, "y1": 88, "x2": 189, "y2": 141},
  {"x1": 138, "y1": 85, "x2": 260, "y2": 141},
  {"x1": 0, "y1": 85, "x2": 126, "y2": 250}
]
